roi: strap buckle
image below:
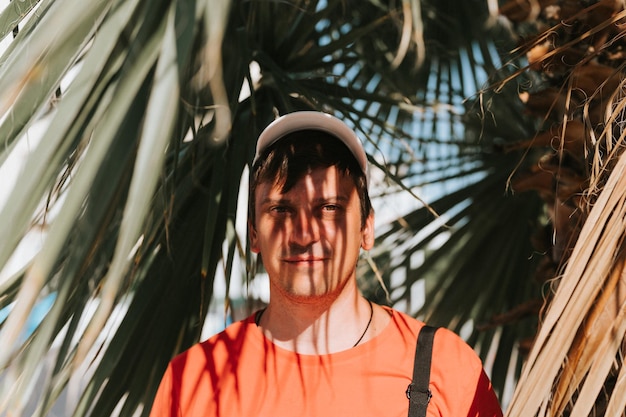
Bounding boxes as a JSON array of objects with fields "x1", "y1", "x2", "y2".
[{"x1": 405, "y1": 383, "x2": 432, "y2": 406}]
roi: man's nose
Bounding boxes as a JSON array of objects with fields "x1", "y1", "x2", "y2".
[{"x1": 289, "y1": 209, "x2": 320, "y2": 247}]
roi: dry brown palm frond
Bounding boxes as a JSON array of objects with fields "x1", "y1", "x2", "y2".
[
  {"x1": 603, "y1": 360, "x2": 626, "y2": 416},
  {"x1": 585, "y1": 78, "x2": 626, "y2": 192},
  {"x1": 504, "y1": 120, "x2": 589, "y2": 156},
  {"x1": 510, "y1": 166, "x2": 555, "y2": 202},
  {"x1": 498, "y1": 2, "x2": 626, "y2": 415},
  {"x1": 505, "y1": 137, "x2": 626, "y2": 417},
  {"x1": 551, "y1": 257, "x2": 626, "y2": 416},
  {"x1": 499, "y1": 0, "x2": 558, "y2": 23},
  {"x1": 519, "y1": 87, "x2": 573, "y2": 121},
  {"x1": 525, "y1": 38, "x2": 587, "y2": 75},
  {"x1": 494, "y1": 3, "x2": 626, "y2": 95},
  {"x1": 570, "y1": 63, "x2": 624, "y2": 102}
]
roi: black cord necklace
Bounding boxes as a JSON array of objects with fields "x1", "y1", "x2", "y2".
[
  {"x1": 254, "y1": 299, "x2": 374, "y2": 348},
  {"x1": 352, "y1": 299, "x2": 373, "y2": 347}
]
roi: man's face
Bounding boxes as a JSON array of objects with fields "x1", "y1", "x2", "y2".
[{"x1": 250, "y1": 165, "x2": 374, "y2": 302}]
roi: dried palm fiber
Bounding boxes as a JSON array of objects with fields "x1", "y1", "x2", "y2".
[{"x1": 505, "y1": 88, "x2": 626, "y2": 417}]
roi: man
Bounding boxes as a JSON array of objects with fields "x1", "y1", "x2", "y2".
[{"x1": 149, "y1": 111, "x2": 503, "y2": 417}]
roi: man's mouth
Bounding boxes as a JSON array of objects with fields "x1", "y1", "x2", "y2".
[{"x1": 283, "y1": 256, "x2": 327, "y2": 264}]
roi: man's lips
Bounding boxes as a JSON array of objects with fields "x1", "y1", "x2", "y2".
[{"x1": 282, "y1": 256, "x2": 327, "y2": 263}]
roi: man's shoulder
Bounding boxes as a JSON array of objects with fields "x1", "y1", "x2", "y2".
[
  {"x1": 170, "y1": 314, "x2": 257, "y2": 368},
  {"x1": 389, "y1": 310, "x2": 487, "y2": 392},
  {"x1": 386, "y1": 307, "x2": 476, "y2": 355}
]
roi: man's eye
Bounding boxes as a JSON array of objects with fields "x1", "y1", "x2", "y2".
[
  {"x1": 270, "y1": 206, "x2": 289, "y2": 214},
  {"x1": 323, "y1": 204, "x2": 339, "y2": 211}
]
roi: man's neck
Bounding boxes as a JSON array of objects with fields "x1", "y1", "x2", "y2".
[{"x1": 257, "y1": 289, "x2": 375, "y2": 355}]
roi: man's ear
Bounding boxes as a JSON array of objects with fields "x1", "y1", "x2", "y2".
[
  {"x1": 361, "y1": 212, "x2": 375, "y2": 251},
  {"x1": 249, "y1": 220, "x2": 260, "y2": 253}
]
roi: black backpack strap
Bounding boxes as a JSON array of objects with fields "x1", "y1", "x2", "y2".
[{"x1": 406, "y1": 325, "x2": 438, "y2": 417}]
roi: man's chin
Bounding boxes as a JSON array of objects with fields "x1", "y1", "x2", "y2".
[
  {"x1": 282, "y1": 281, "x2": 343, "y2": 303},
  {"x1": 284, "y1": 289, "x2": 329, "y2": 302}
]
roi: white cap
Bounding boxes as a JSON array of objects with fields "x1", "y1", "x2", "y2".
[{"x1": 253, "y1": 111, "x2": 368, "y2": 178}]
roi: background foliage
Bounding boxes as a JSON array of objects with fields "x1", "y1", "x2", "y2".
[{"x1": 0, "y1": 0, "x2": 625, "y2": 416}]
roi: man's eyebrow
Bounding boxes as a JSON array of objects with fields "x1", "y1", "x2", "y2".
[
  {"x1": 259, "y1": 197, "x2": 289, "y2": 205},
  {"x1": 259, "y1": 195, "x2": 349, "y2": 205},
  {"x1": 315, "y1": 195, "x2": 349, "y2": 203}
]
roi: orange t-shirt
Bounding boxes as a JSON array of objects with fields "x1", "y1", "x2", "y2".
[{"x1": 149, "y1": 308, "x2": 502, "y2": 417}]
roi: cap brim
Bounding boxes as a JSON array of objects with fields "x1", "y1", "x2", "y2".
[{"x1": 253, "y1": 111, "x2": 368, "y2": 178}]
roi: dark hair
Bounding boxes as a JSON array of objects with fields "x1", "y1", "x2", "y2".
[{"x1": 249, "y1": 130, "x2": 372, "y2": 228}]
